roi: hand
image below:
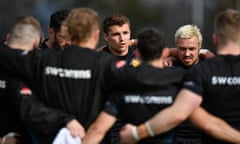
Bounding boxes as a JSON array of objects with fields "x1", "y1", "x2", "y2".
[
  {"x1": 128, "y1": 39, "x2": 138, "y2": 47},
  {"x1": 163, "y1": 56, "x2": 176, "y2": 67},
  {"x1": 199, "y1": 49, "x2": 215, "y2": 59},
  {"x1": 2, "y1": 132, "x2": 21, "y2": 144},
  {"x1": 120, "y1": 124, "x2": 137, "y2": 144},
  {"x1": 66, "y1": 119, "x2": 85, "y2": 138}
]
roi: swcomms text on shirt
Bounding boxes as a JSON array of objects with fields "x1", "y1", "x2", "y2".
[
  {"x1": 212, "y1": 76, "x2": 240, "y2": 85},
  {"x1": 45, "y1": 66, "x2": 91, "y2": 79},
  {"x1": 124, "y1": 95, "x2": 173, "y2": 104}
]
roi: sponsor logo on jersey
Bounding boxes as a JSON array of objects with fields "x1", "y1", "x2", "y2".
[
  {"x1": 20, "y1": 87, "x2": 32, "y2": 96},
  {"x1": 45, "y1": 66, "x2": 91, "y2": 79},
  {"x1": 212, "y1": 76, "x2": 240, "y2": 85},
  {"x1": 183, "y1": 81, "x2": 196, "y2": 87},
  {"x1": 124, "y1": 95, "x2": 172, "y2": 104},
  {"x1": 115, "y1": 60, "x2": 126, "y2": 68},
  {"x1": 0, "y1": 79, "x2": 6, "y2": 89},
  {"x1": 130, "y1": 59, "x2": 140, "y2": 67}
]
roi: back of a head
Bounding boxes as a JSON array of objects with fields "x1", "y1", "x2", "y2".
[
  {"x1": 214, "y1": 9, "x2": 240, "y2": 46},
  {"x1": 174, "y1": 24, "x2": 202, "y2": 44},
  {"x1": 137, "y1": 27, "x2": 165, "y2": 62},
  {"x1": 64, "y1": 7, "x2": 100, "y2": 44},
  {"x1": 103, "y1": 13, "x2": 130, "y2": 34},
  {"x1": 8, "y1": 16, "x2": 43, "y2": 47},
  {"x1": 50, "y1": 9, "x2": 70, "y2": 32}
]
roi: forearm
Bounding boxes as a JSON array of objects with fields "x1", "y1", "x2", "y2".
[
  {"x1": 168, "y1": 47, "x2": 177, "y2": 57},
  {"x1": 136, "y1": 89, "x2": 202, "y2": 140},
  {"x1": 145, "y1": 106, "x2": 186, "y2": 135},
  {"x1": 83, "y1": 112, "x2": 117, "y2": 144},
  {"x1": 83, "y1": 125, "x2": 106, "y2": 144},
  {"x1": 190, "y1": 107, "x2": 240, "y2": 143},
  {"x1": 207, "y1": 118, "x2": 240, "y2": 143},
  {"x1": 130, "y1": 108, "x2": 185, "y2": 143}
]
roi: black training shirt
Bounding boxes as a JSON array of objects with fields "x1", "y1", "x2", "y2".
[
  {"x1": 182, "y1": 55, "x2": 240, "y2": 144},
  {"x1": 104, "y1": 59, "x2": 186, "y2": 144}
]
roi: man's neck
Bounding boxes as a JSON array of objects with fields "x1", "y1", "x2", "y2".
[
  {"x1": 8, "y1": 43, "x2": 32, "y2": 51},
  {"x1": 108, "y1": 46, "x2": 128, "y2": 56},
  {"x1": 217, "y1": 42, "x2": 240, "y2": 55},
  {"x1": 148, "y1": 58, "x2": 164, "y2": 69},
  {"x1": 76, "y1": 41, "x2": 96, "y2": 50}
]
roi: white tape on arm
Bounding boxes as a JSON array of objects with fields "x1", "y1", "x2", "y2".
[
  {"x1": 145, "y1": 121, "x2": 155, "y2": 137},
  {"x1": 132, "y1": 126, "x2": 140, "y2": 141}
]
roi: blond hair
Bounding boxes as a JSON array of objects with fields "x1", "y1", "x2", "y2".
[
  {"x1": 64, "y1": 7, "x2": 100, "y2": 44},
  {"x1": 8, "y1": 16, "x2": 43, "y2": 46},
  {"x1": 174, "y1": 24, "x2": 202, "y2": 44}
]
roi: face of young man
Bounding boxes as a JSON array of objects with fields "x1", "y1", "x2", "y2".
[
  {"x1": 48, "y1": 25, "x2": 71, "y2": 48},
  {"x1": 104, "y1": 23, "x2": 131, "y2": 56},
  {"x1": 176, "y1": 36, "x2": 201, "y2": 66},
  {"x1": 54, "y1": 25, "x2": 71, "y2": 48}
]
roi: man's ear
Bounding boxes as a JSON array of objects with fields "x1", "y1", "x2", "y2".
[
  {"x1": 93, "y1": 29, "x2": 100, "y2": 49},
  {"x1": 212, "y1": 33, "x2": 218, "y2": 46},
  {"x1": 4, "y1": 33, "x2": 11, "y2": 45},
  {"x1": 33, "y1": 37, "x2": 41, "y2": 49},
  {"x1": 103, "y1": 32, "x2": 109, "y2": 42},
  {"x1": 94, "y1": 29, "x2": 100, "y2": 41}
]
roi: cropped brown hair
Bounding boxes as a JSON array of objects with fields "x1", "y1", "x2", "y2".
[
  {"x1": 103, "y1": 13, "x2": 130, "y2": 34},
  {"x1": 214, "y1": 9, "x2": 240, "y2": 46},
  {"x1": 64, "y1": 8, "x2": 100, "y2": 44}
]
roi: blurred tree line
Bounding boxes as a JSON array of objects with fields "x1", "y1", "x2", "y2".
[{"x1": 0, "y1": 0, "x2": 238, "y2": 52}]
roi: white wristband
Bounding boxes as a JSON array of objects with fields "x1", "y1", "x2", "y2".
[
  {"x1": 131, "y1": 126, "x2": 140, "y2": 141},
  {"x1": 145, "y1": 121, "x2": 155, "y2": 137}
]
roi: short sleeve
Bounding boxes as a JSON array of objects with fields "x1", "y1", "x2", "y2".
[
  {"x1": 103, "y1": 93, "x2": 120, "y2": 117},
  {"x1": 182, "y1": 65, "x2": 204, "y2": 96}
]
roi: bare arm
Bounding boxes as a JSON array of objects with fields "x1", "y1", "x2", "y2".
[
  {"x1": 199, "y1": 48, "x2": 215, "y2": 59},
  {"x1": 145, "y1": 89, "x2": 202, "y2": 134},
  {"x1": 190, "y1": 107, "x2": 240, "y2": 143},
  {"x1": 120, "y1": 89, "x2": 240, "y2": 144},
  {"x1": 168, "y1": 47, "x2": 178, "y2": 57},
  {"x1": 82, "y1": 112, "x2": 117, "y2": 144},
  {"x1": 120, "y1": 89, "x2": 202, "y2": 143}
]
